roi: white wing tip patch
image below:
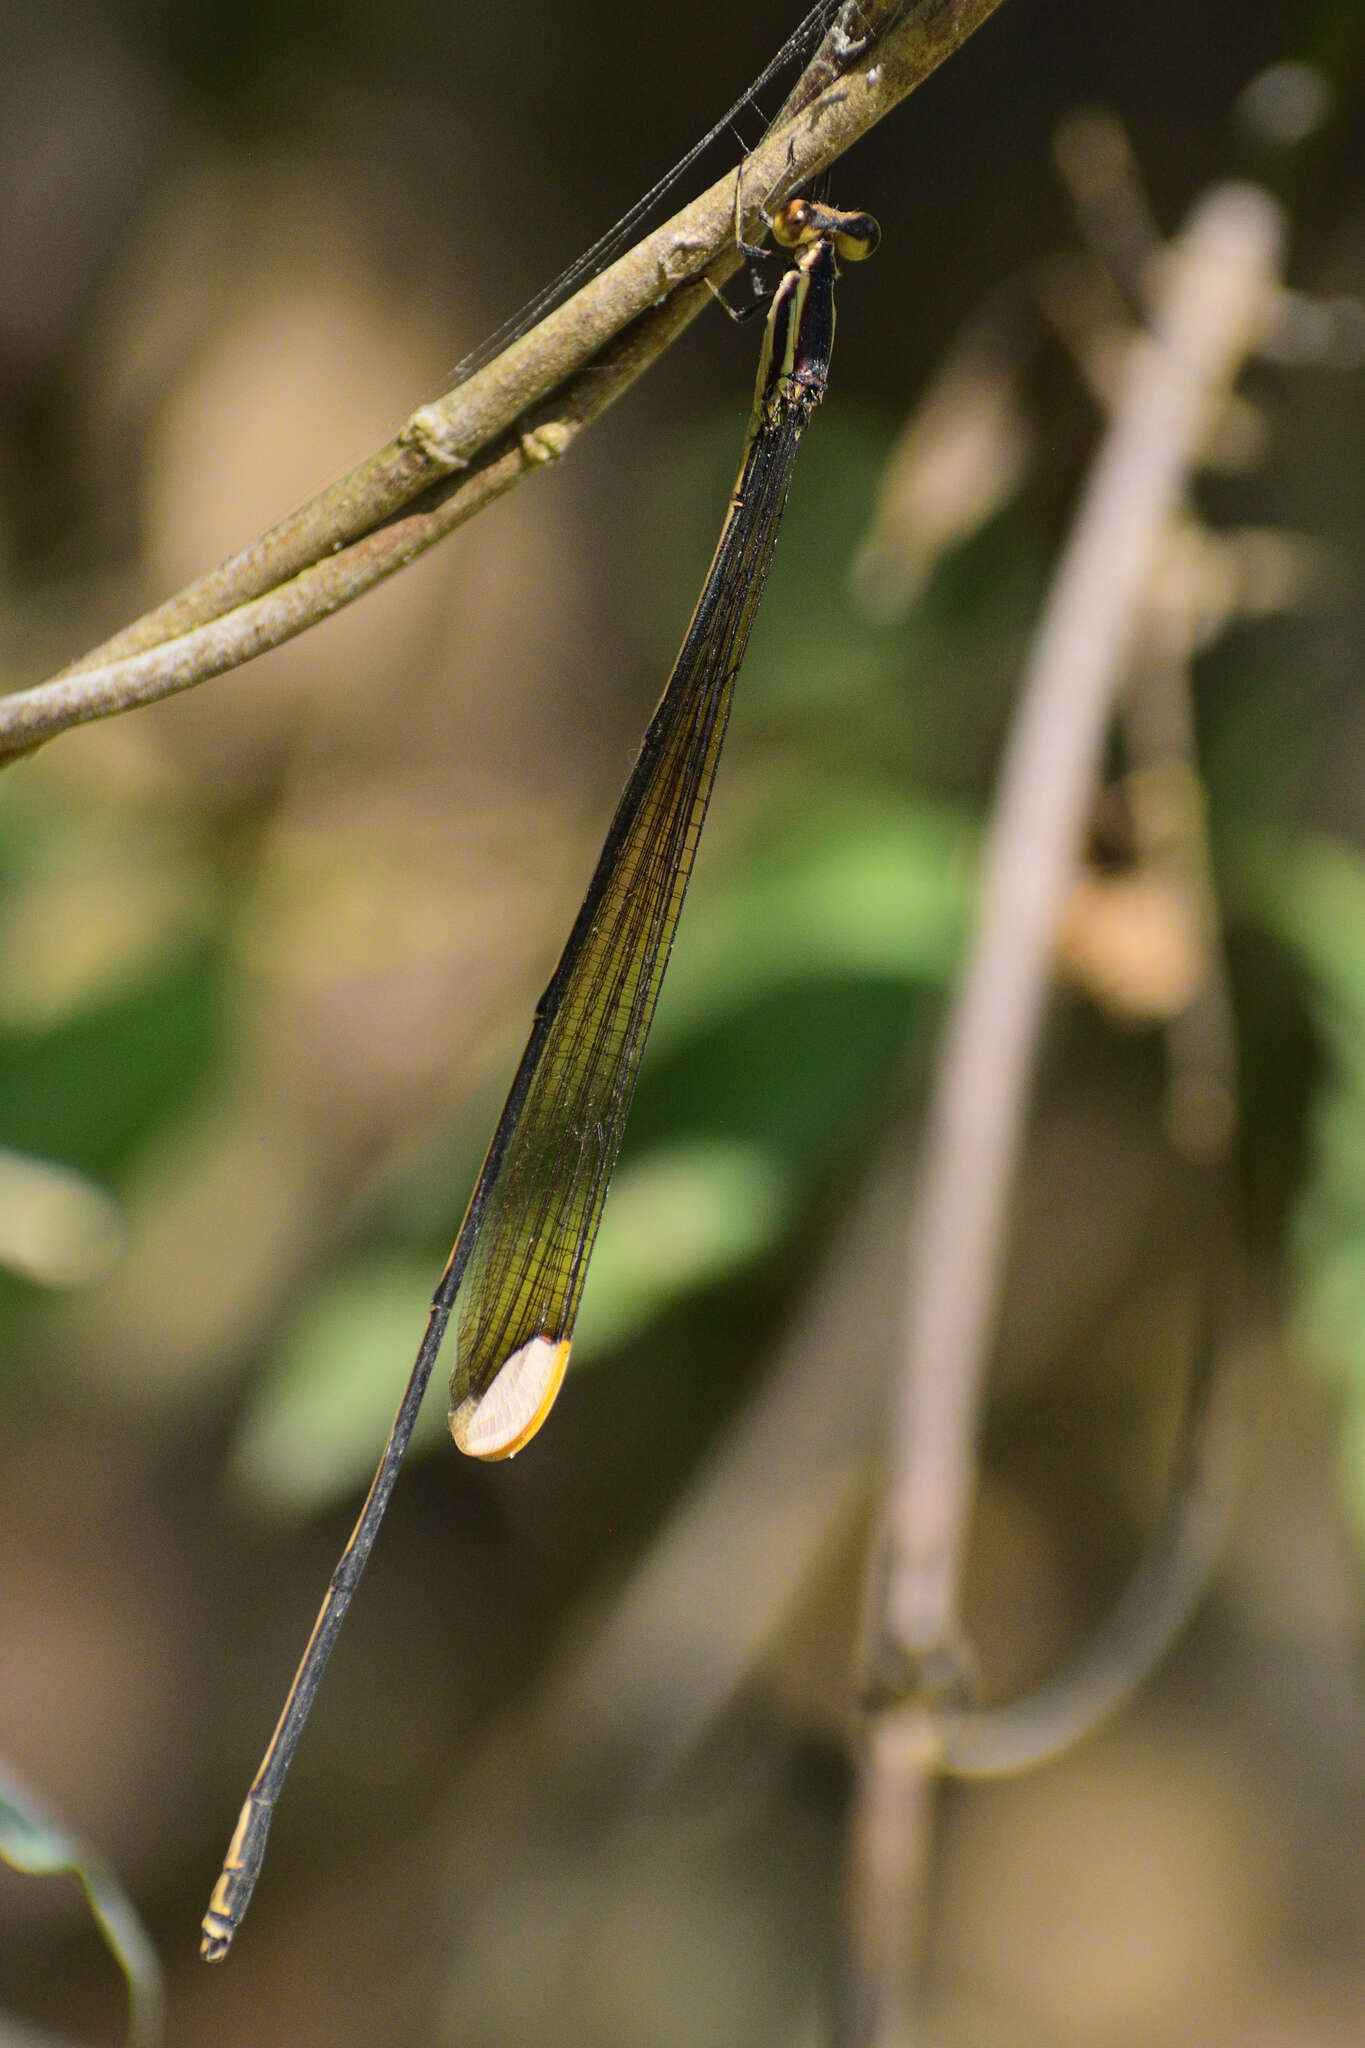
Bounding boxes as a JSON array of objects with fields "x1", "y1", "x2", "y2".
[{"x1": 450, "y1": 1334, "x2": 572, "y2": 1461}]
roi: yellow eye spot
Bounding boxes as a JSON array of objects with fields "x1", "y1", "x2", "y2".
[
  {"x1": 834, "y1": 213, "x2": 881, "y2": 263},
  {"x1": 450, "y1": 1335, "x2": 571, "y2": 1460}
]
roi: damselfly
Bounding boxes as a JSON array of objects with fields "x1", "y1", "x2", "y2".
[{"x1": 202, "y1": 194, "x2": 878, "y2": 1961}]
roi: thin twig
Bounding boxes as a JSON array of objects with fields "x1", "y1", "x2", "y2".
[
  {"x1": 2, "y1": 0, "x2": 1008, "y2": 758},
  {"x1": 842, "y1": 182, "x2": 1284, "y2": 2047},
  {"x1": 0, "y1": 289, "x2": 706, "y2": 748},
  {"x1": 935, "y1": 541, "x2": 1251, "y2": 1777},
  {"x1": 938, "y1": 1230, "x2": 1240, "y2": 1776}
]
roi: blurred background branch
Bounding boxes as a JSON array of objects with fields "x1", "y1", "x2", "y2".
[{"x1": 842, "y1": 181, "x2": 1284, "y2": 2046}]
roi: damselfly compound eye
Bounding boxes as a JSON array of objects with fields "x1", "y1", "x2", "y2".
[{"x1": 833, "y1": 211, "x2": 881, "y2": 262}]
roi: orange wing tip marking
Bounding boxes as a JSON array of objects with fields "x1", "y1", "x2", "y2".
[{"x1": 450, "y1": 1335, "x2": 571, "y2": 1460}]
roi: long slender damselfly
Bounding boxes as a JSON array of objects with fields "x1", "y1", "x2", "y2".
[{"x1": 202, "y1": 194, "x2": 879, "y2": 1961}]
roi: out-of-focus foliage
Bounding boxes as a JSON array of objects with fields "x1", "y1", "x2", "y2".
[
  {"x1": 1257, "y1": 836, "x2": 1365, "y2": 1523},
  {"x1": 0, "y1": 1759, "x2": 162, "y2": 2048}
]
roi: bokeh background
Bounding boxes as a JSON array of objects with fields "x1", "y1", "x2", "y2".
[{"x1": 3, "y1": 0, "x2": 1365, "y2": 2043}]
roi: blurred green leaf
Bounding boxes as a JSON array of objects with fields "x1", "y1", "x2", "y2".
[
  {"x1": 0, "y1": 1760, "x2": 162, "y2": 2048},
  {"x1": 650, "y1": 791, "x2": 974, "y2": 1052},
  {"x1": 1254, "y1": 832, "x2": 1365, "y2": 1062},
  {"x1": 227, "y1": 1255, "x2": 446, "y2": 1514},
  {"x1": 0, "y1": 1148, "x2": 124, "y2": 1288},
  {"x1": 574, "y1": 1136, "x2": 791, "y2": 1357},
  {"x1": 0, "y1": 952, "x2": 221, "y2": 1181},
  {"x1": 1251, "y1": 832, "x2": 1365, "y2": 1541},
  {"x1": 631, "y1": 974, "x2": 929, "y2": 1172}
]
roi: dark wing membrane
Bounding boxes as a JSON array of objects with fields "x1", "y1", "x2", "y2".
[{"x1": 445, "y1": 403, "x2": 811, "y2": 1418}]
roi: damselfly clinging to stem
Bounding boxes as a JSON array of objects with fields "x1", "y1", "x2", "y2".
[{"x1": 201, "y1": 193, "x2": 879, "y2": 1961}]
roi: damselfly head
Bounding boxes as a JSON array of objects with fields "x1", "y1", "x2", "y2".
[{"x1": 772, "y1": 198, "x2": 881, "y2": 264}]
